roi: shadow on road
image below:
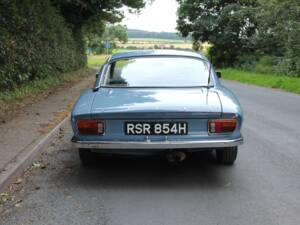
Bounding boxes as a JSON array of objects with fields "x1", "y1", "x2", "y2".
[{"x1": 54, "y1": 151, "x2": 237, "y2": 191}]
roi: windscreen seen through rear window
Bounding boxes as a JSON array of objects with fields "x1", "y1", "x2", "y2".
[{"x1": 104, "y1": 57, "x2": 211, "y2": 87}]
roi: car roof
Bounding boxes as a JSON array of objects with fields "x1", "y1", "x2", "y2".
[{"x1": 108, "y1": 49, "x2": 208, "y2": 62}]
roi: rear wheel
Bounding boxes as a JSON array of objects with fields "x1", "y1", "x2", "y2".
[
  {"x1": 216, "y1": 147, "x2": 238, "y2": 165},
  {"x1": 78, "y1": 148, "x2": 96, "y2": 167}
]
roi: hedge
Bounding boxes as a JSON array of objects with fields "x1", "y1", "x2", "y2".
[{"x1": 0, "y1": 0, "x2": 86, "y2": 91}]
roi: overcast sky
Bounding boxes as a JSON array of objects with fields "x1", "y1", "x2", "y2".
[{"x1": 122, "y1": 0, "x2": 179, "y2": 32}]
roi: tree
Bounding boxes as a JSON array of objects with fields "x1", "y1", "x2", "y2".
[
  {"x1": 53, "y1": 0, "x2": 149, "y2": 31},
  {"x1": 176, "y1": 0, "x2": 258, "y2": 66},
  {"x1": 52, "y1": 0, "x2": 150, "y2": 60},
  {"x1": 86, "y1": 24, "x2": 128, "y2": 54},
  {"x1": 253, "y1": 0, "x2": 300, "y2": 75},
  {"x1": 103, "y1": 25, "x2": 128, "y2": 43}
]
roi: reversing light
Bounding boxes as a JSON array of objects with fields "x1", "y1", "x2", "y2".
[
  {"x1": 77, "y1": 119, "x2": 104, "y2": 135},
  {"x1": 208, "y1": 119, "x2": 237, "y2": 134}
]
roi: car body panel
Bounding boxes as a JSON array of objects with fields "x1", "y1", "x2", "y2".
[
  {"x1": 72, "y1": 89, "x2": 96, "y2": 116},
  {"x1": 217, "y1": 86, "x2": 243, "y2": 116},
  {"x1": 91, "y1": 88, "x2": 221, "y2": 115},
  {"x1": 71, "y1": 50, "x2": 243, "y2": 154},
  {"x1": 109, "y1": 49, "x2": 208, "y2": 62}
]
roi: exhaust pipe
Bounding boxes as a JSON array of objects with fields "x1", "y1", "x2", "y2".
[{"x1": 166, "y1": 150, "x2": 186, "y2": 163}]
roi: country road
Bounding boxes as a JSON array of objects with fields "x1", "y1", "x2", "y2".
[{"x1": 1, "y1": 80, "x2": 300, "y2": 225}]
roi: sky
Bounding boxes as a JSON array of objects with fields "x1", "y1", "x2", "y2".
[{"x1": 122, "y1": 0, "x2": 179, "y2": 32}]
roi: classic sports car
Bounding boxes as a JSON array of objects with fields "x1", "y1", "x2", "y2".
[{"x1": 71, "y1": 50, "x2": 243, "y2": 166}]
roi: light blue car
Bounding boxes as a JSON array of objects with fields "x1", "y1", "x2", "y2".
[{"x1": 71, "y1": 50, "x2": 243, "y2": 166}]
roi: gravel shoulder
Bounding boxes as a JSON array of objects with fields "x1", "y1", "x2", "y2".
[{"x1": 0, "y1": 70, "x2": 95, "y2": 190}]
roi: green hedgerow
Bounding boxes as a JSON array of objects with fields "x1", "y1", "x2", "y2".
[{"x1": 0, "y1": 0, "x2": 86, "y2": 91}]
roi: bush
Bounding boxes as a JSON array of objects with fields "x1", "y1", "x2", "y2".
[
  {"x1": 237, "y1": 55, "x2": 300, "y2": 77},
  {"x1": 0, "y1": 0, "x2": 86, "y2": 91},
  {"x1": 234, "y1": 54, "x2": 258, "y2": 71},
  {"x1": 254, "y1": 56, "x2": 276, "y2": 74},
  {"x1": 275, "y1": 57, "x2": 300, "y2": 77}
]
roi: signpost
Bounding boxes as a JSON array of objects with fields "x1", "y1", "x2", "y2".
[{"x1": 104, "y1": 40, "x2": 110, "y2": 55}]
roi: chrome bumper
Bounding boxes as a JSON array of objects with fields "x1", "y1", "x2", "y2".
[{"x1": 72, "y1": 137, "x2": 243, "y2": 150}]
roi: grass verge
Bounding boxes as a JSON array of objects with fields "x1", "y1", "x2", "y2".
[
  {"x1": 220, "y1": 68, "x2": 300, "y2": 94},
  {"x1": 87, "y1": 54, "x2": 109, "y2": 68},
  {"x1": 0, "y1": 68, "x2": 94, "y2": 121}
]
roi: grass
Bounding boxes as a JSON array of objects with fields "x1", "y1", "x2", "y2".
[
  {"x1": 0, "y1": 68, "x2": 94, "y2": 120},
  {"x1": 87, "y1": 54, "x2": 109, "y2": 68},
  {"x1": 0, "y1": 68, "x2": 92, "y2": 102},
  {"x1": 87, "y1": 53, "x2": 136, "y2": 70},
  {"x1": 220, "y1": 68, "x2": 300, "y2": 94},
  {"x1": 87, "y1": 52, "x2": 134, "y2": 68}
]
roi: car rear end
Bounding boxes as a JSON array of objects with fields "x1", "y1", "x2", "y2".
[
  {"x1": 72, "y1": 115, "x2": 242, "y2": 153},
  {"x1": 71, "y1": 51, "x2": 243, "y2": 165},
  {"x1": 71, "y1": 88, "x2": 243, "y2": 156}
]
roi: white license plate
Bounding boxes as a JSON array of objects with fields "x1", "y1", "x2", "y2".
[{"x1": 125, "y1": 122, "x2": 188, "y2": 135}]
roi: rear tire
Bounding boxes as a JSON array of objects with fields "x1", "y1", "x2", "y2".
[
  {"x1": 78, "y1": 148, "x2": 95, "y2": 167},
  {"x1": 216, "y1": 147, "x2": 238, "y2": 165}
]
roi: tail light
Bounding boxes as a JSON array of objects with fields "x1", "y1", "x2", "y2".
[
  {"x1": 208, "y1": 119, "x2": 237, "y2": 134},
  {"x1": 77, "y1": 119, "x2": 104, "y2": 135}
]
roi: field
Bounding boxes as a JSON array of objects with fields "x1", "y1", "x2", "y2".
[
  {"x1": 118, "y1": 38, "x2": 193, "y2": 50},
  {"x1": 128, "y1": 38, "x2": 188, "y2": 43}
]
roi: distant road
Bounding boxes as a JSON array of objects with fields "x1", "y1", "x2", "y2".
[{"x1": 1, "y1": 80, "x2": 300, "y2": 225}]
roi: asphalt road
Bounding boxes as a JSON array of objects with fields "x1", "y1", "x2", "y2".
[{"x1": 1, "y1": 80, "x2": 300, "y2": 225}]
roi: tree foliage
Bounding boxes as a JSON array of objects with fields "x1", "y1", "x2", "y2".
[
  {"x1": 253, "y1": 0, "x2": 300, "y2": 75},
  {"x1": 0, "y1": 0, "x2": 85, "y2": 91},
  {"x1": 177, "y1": 0, "x2": 258, "y2": 67},
  {"x1": 177, "y1": 0, "x2": 300, "y2": 76},
  {"x1": 0, "y1": 0, "x2": 149, "y2": 91},
  {"x1": 86, "y1": 24, "x2": 128, "y2": 54},
  {"x1": 53, "y1": 0, "x2": 148, "y2": 33},
  {"x1": 103, "y1": 25, "x2": 128, "y2": 43}
]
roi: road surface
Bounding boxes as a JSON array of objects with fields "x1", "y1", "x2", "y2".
[{"x1": 1, "y1": 80, "x2": 300, "y2": 225}]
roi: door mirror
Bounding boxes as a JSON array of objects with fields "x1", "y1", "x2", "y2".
[
  {"x1": 95, "y1": 72, "x2": 101, "y2": 79},
  {"x1": 216, "y1": 71, "x2": 222, "y2": 78},
  {"x1": 93, "y1": 71, "x2": 102, "y2": 91},
  {"x1": 96, "y1": 65, "x2": 103, "y2": 79}
]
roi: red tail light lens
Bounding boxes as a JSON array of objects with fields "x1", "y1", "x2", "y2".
[
  {"x1": 208, "y1": 119, "x2": 237, "y2": 134},
  {"x1": 77, "y1": 119, "x2": 104, "y2": 135}
]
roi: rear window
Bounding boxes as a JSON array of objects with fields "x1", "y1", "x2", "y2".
[{"x1": 104, "y1": 57, "x2": 211, "y2": 87}]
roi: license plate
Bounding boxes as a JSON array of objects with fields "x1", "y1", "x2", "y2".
[{"x1": 125, "y1": 122, "x2": 188, "y2": 135}]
